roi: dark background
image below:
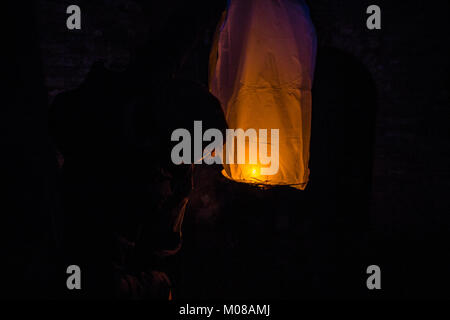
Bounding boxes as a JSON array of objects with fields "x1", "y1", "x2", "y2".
[{"x1": 2, "y1": 0, "x2": 449, "y2": 299}]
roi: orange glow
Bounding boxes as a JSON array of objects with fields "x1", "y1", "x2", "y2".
[
  {"x1": 246, "y1": 164, "x2": 261, "y2": 180},
  {"x1": 222, "y1": 163, "x2": 268, "y2": 187}
]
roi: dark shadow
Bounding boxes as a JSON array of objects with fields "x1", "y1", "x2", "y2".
[
  {"x1": 308, "y1": 46, "x2": 378, "y2": 298},
  {"x1": 2, "y1": 2, "x2": 57, "y2": 298},
  {"x1": 178, "y1": 46, "x2": 378, "y2": 300}
]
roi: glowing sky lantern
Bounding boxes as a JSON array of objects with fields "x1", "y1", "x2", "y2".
[{"x1": 210, "y1": 0, "x2": 317, "y2": 189}]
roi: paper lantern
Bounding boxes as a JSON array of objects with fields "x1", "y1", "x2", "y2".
[{"x1": 209, "y1": 0, "x2": 317, "y2": 189}]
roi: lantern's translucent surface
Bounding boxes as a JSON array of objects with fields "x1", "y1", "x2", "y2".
[{"x1": 210, "y1": 0, "x2": 317, "y2": 189}]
